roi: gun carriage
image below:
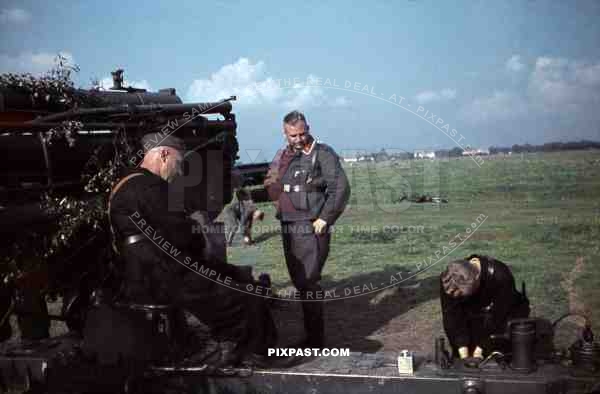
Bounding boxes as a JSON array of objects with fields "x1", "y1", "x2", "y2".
[{"x1": 232, "y1": 161, "x2": 271, "y2": 203}]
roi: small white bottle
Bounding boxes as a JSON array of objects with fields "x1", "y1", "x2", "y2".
[{"x1": 397, "y1": 350, "x2": 414, "y2": 375}]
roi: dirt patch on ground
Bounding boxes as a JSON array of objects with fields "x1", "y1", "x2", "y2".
[
  {"x1": 14, "y1": 278, "x2": 445, "y2": 358},
  {"x1": 273, "y1": 278, "x2": 443, "y2": 356},
  {"x1": 364, "y1": 299, "x2": 444, "y2": 354},
  {"x1": 553, "y1": 256, "x2": 589, "y2": 349},
  {"x1": 560, "y1": 256, "x2": 587, "y2": 316}
]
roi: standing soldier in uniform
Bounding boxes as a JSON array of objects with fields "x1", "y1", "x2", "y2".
[{"x1": 264, "y1": 110, "x2": 350, "y2": 348}]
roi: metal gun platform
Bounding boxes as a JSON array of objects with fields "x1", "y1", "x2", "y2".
[{"x1": 2, "y1": 335, "x2": 599, "y2": 393}]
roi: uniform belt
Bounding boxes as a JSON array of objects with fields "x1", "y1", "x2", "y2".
[
  {"x1": 122, "y1": 233, "x2": 147, "y2": 247},
  {"x1": 283, "y1": 184, "x2": 322, "y2": 193}
]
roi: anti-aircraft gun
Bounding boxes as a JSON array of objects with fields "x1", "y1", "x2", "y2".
[
  {"x1": 0, "y1": 68, "x2": 238, "y2": 210},
  {"x1": 0, "y1": 68, "x2": 239, "y2": 342}
]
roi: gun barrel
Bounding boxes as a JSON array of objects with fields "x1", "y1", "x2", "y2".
[
  {"x1": 0, "y1": 87, "x2": 182, "y2": 112},
  {"x1": 27, "y1": 102, "x2": 233, "y2": 124},
  {"x1": 0, "y1": 87, "x2": 234, "y2": 122},
  {"x1": 0, "y1": 119, "x2": 236, "y2": 132}
]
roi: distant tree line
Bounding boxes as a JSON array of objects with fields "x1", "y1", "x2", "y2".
[
  {"x1": 350, "y1": 140, "x2": 600, "y2": 163},
  {"x1": 489, "y1": 140, "x2": 600, "y2": 154}
]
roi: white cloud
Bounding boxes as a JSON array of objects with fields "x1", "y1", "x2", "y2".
[
  {"x1": 0, "y1": 8, "x2": 31, "y2": 24},
  {"x1": 458, "y1": 91, "x2": 527, "y2": 124},
  {"x1": 440, "y1": 88, "x2": 456, "y2": 99},
  {"x1": 529, "y1": 56, "x2": 600, "y2": 113},
  {"x1": 0, "y1": 51, "x2": 74, "y2": 75},
  {"x1": 461, "y1": 56, "x2": 600, "y2": 124},
  {"x1": 98, "y1": 77, "x2": 152, "y2": 91},
  {"x1": 414, "y1": 91, "x2": 437, "y2": 103},
  {"x1": 186, "y1": 58, "x2": 350, "y2": 108},
  {"x1": 281, "y1": 79, "x2": 327, "y2": 108},
  {"x1": 414, "y1": 88, "x2": 456, "y2": 104},
  {"x1": 506, "y1": 55, "x2": 525, "y2": 72}
]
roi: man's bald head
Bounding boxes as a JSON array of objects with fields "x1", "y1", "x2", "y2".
[
  {"x1": 441, "y1": 259, "x2": 481, "y2": 298},
  {"x1": 141, "y1": 145, "x2": 184, "y2": 183}
]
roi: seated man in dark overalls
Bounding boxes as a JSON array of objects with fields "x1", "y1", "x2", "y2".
[
  {"x1": 106, "y1": 133, "x2": 285, "y2": 367},
  {"x1": 440, "y1": 254, "x2": 530, "y2": 363}
]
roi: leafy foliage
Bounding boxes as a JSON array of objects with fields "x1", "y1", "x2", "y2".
[
  {"x1": 0, "y1": 54, "x2": 78, "y2": 109},
  {"x1": 0, "y1": 57, "x2": 126, "y2": 289}
]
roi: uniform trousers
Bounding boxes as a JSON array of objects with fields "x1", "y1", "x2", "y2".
[
  {"x1": 122, "y1": 243, "x2": 277, "y2": 357},
  {"x1": 281, "y1": 221, "x2": 331, "y2": 346}
]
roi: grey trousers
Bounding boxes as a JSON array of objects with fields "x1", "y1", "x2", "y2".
[{"x1": 281, "y1": 221, "x2": 331, "y2": 346}]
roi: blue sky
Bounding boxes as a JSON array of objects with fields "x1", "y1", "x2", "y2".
[{"x1": 1, "y1": 1, "x2": 600, "y2": 162}]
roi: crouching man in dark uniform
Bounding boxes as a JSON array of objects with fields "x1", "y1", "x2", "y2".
[
  {"x1": 440, "y1": 254, "x2": 530, "y2": 363},
  {"x1": 264, "y1": 110, "x2": 350, "y2": 348},
  {"x1": 108, "y1": 133, "x2": 280, "y2": 366},
  {"x1": 223, "y1": 186, "x2": 264, "y2": 246}
]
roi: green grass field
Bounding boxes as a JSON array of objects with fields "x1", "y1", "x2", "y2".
[{"x1": 228, "y1": 150, "x2": 600, "y2": 347}]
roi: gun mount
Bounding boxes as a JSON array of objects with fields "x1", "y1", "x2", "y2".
[
  {"x1": 0, "y1": 69, "x2": 240, "y2": 353},
  {"x1": 232, "y1": 161, "x2": 271, "y2": 203},
  {"x1": 0, "y1": 71, "x2": 237, "y2": 205},
  {"x1": 1, "y1": 329, "x2": 599, "y2": 393}
]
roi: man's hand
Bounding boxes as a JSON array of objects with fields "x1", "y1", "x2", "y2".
[
  {"x1": 460, "y1": 346, "x2": 483, "y2": 368},
  {"x1": 189, "y1": 210, "x2": 207, "y2": 225},
  {"x1": 263, "y1": 168, "x2": 279, "y2": 187},
  {"x1": 312, "y1": 218, "x2": 327, "y2": 234}
]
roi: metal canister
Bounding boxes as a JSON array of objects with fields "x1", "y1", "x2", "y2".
[
  {"x1": 570, "y1": 340, "x2": 600, "y2": 373},
  {"x1": 509, "y1": 318, "x2": 537, "y2": 372}
]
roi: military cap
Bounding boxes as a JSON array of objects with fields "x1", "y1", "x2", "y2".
[{"x1": 141, "y1": 132, "x2": 186, "y2": 152}]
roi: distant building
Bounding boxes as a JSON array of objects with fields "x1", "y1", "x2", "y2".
[
  {"x1": 414, "y1": 150, "x2": 436, "y2": 159},
  {"x1": 462, "y1": 148, "x2": 490, "y2": 156},
  {"x1": 342, "y1": 154, "x2": 375, "y2": 166}
]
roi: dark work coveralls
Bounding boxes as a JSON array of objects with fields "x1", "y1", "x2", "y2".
[
  {"x1": 109, "y1": 168, "x2": 277, "y2": 357},
  {"x1": 265, "y1": 140, "x2": 350, "y2": 346},
  {"x1": 440, "y1": 255, "x2": 530, "y2": 356}
]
